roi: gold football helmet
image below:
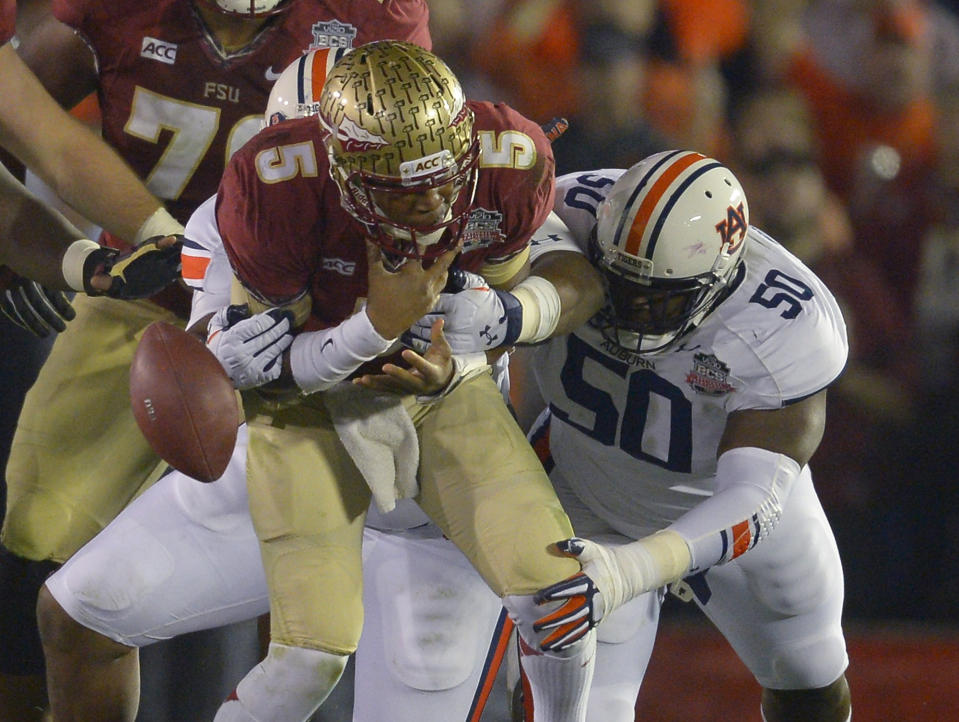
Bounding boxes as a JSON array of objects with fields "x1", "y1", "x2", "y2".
[{"x1": 318, "y1": 41, "x2": 479, "y2": 261}]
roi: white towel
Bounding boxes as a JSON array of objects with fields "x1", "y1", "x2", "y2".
[{"x1": 323, "y1": 382, "x2": 419, "y2": 513}]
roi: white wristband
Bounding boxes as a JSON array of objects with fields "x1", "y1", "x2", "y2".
[
  {"x1": 134, "y1": 206, "x2": 184, "y2": 245},
  {"x1": 290, "y1": 309, "x2": 395, "y2": 393},
  {"x1": 511, "y1": 274, "x2": 562, "y2": 344},
  {"x1": 61, "y1": 238, "x2": 101, "y2": 292}
]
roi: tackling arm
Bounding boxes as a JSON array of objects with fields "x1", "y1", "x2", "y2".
[
  {"x1": 490, "y1": 211, "x2": 606, "y2": 341},
  {"x1": 533, "y1": 391, "x2": 827, "y2": 651},
  {"x1": 406, "y1": 212, "x2": 606, "y2": 353}
]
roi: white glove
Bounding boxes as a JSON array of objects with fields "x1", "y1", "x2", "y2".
[
  {"x1": 206, "y1": 304, "x2": 294, "y2": 389},
  {"x1": 403, "y1": 270, "x2": 522, "y2": 354},
  {"x1": 532, "y1": 532, "x2": 691, "y2": 652}
]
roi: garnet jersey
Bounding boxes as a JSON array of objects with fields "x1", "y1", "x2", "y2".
[
  {"x1": 217, "y1": 101, "x2": 555, "y2": 330},
  {"x1": 531, "y1": 170, "x2": 849, "y2": 539},
  {"x1": 51, "y1": 0, "x2": 430, "y2": 249},
  {"x1": 0, "y1": 0, "x2": 13, "y2": 44}
]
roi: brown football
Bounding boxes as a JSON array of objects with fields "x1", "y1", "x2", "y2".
[{"x1": 130, "y1": 321, "x2": 238, "y2": 482}]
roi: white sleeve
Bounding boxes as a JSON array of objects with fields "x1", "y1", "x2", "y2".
[
  {"x1": 183, "y1": 195, "x2": 233, "y2": 329},
  {"x1": 289, "y1": 307, "x2": 396, "y2": 393},
  {"x1": 666, "y1": 446, "x2": 801, "y2": 573},
  {"x1": 527, "y1": 210, "x2": 583, "y2": 263}
]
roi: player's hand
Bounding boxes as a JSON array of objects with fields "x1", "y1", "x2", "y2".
[
  {"x1": 402, "y1": 269, "x2": 522, "y2": 354},
  {"x1": 531, "y1": 538, "x2": 615, "y2": 653},
  {"x1": 206, "y1": 304, "x2": 294, "y2": 389},
  {"x1": 86, "y1": 234, "x2": 183, "y2": 299},
  {"x1": 365, "y1": 241, "x2": 458, "y2": 340},
  {"x1": 0, "y1": 267, "x2": 75, "y2": 337},
  {"x1": 354, "y1": 317, "x2": 455, "y2": 395}
]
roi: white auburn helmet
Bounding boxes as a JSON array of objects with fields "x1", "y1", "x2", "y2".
[
  {"x1": 264, "y1": 46, "x2": 351, "y2": 126},
  {"x1": 592, "y1": 149, "x2": 749, "y2": 354},
  {"x1": 201, "y1": 0, "x2": 290, "y2": 18}
]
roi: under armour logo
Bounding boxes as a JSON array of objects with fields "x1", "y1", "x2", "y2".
[{"x1": 479, "y1": 325, "x2": 498, "y2": 346}]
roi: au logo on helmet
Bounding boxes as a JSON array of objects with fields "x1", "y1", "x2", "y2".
[{"x1": 715, "y1": 202, "x2": 747, "y2": 253}]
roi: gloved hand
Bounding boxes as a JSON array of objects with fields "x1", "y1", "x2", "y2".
[
  {"x1": 0, "y1": 267, "x2": 74, "y2": 337},
  {"x1": 531, "y1": 538, "x2": 612, "y2": 653},
  {"x1": 206, "y1": 304, "x2": 294, "y2": 389},
  {"x1": 533, "y1": 531, "x2": 691, "y2": 652},
  {"x1": 403, "y1": 269, "x2": 522, "y2": 354},
  {"x1": 85, "y1": 234, "x2": 183, "y2": 299}
]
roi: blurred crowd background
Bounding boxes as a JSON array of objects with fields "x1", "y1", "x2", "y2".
[{"x1": 428, "y1": 0, "x2": 959, "y2": 625}]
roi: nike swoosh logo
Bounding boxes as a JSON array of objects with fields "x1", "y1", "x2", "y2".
[
  {"x1": 265, "y1": 66, "x2": 283, "y2": 82},
  {"x1": 321, "y1": 338, "x2": 334, "y2": 352}
]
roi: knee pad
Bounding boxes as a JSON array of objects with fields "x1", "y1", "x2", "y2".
[
  {"x1": 364, "y1": 531, "x2": 501, "y2": 691},
  {"x1": 0, "y1": 545, "x2": 59, "y2": 674}
]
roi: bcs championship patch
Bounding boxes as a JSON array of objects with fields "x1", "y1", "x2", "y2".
[
  {"x1": 310, "y1": 19, "x2": 357, "y2": 50},
  {"x1": 685, "y1": 353, "x2": 735, "y2": 396},
  {"x1": 462, "y1": 208, "x2": 505, "y2": 251}
]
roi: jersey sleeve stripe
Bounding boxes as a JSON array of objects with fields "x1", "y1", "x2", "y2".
[{"x1": 181, "y1": 252, "x2": 211, "y2": 288}]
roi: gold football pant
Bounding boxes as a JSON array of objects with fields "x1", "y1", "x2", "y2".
[
  {"x1": 244, "y1": 371, "x2": 578, "y2": 655},
  {"x1": 2, "y1": 294, "x2": 180, "y2": 562}
]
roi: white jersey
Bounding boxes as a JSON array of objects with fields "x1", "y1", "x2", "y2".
[
  {"x1": 181, "y1": 194, "x2": 233, "y2": 326},
  {"x1": 533, "y1": 170, "x2": 849, "y2": 539}
]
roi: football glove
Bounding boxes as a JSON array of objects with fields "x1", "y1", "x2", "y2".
[
  {"x1": 85, "y1": 235, "x2": 184, "y2": 299},
  {"x1": 0, "y1": 267, "x2": 75, "y2": 337},
  {"x1": 532, "y1": 539, "x2": 609, "y2": 653},
  {"x1": 207, "y1": 304, "x2": 294, "y2": 389},
  {"x1": 403, "y1": 269, "x2": 522, "y2": 354},
  {"x1": 533, "y1": 531, "x2": 692, "y2": 653}
]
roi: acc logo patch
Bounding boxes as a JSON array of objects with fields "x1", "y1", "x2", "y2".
[
  {"x1": 321, "y1": 257, "x2": 356, "y2": 276},
  {"x1": 715, "y1": 202, "x2": 747, "y2": 253},
  {"x1": 685, "y1": 353, "x2": 735, "y2": 396},
  {"x1": 141, "y1": 37, "x2": 177, "y2": 65}
]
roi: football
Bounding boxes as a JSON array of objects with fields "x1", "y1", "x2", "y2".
[{"x1": 130, "y1": 321, "x2": 239, "y2": 482}]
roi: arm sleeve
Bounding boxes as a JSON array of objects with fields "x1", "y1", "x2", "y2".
[
  {"x1": 667, "y1": 446, "x2": 802, "y2": 574},
  {"x1": 183, "y1": 195, "x2": 233, "y2": 328},
  {"x1": 288, "y1": 308, "x2": 395, "y2": 393}
]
